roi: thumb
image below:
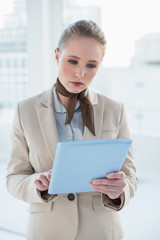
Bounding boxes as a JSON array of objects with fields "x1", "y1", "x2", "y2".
[{"x1": 46, "y1": 172, "x2": 52, "y2": 181}]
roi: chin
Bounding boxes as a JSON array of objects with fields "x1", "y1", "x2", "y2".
[{"x1": 67, "y1": 86, "x2": 85, "y2": 94}]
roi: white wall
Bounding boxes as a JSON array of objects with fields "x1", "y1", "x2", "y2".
[{"x1": 133, "y1": 134, "x2": 160, "y2": 175}]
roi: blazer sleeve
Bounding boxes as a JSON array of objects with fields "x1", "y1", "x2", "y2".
[
  {"x1": 6, "y1": 104, "x2": 57, "y2": 204},
  {"x1": 101, "y1": 103, "x2": 138, "y2": 211}
]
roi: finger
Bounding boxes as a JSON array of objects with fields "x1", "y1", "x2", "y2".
[
  {"x1": 39, "y1": 174, "x2": 50, "y2": 187},
  {"x1": 107, "y1": 171, "x2": 125, "y2": 179},
  {"x1": 34, "y1": 179, "x2": 48, "y2": 191},
  {"x1": 91, "y1": 183, "x2": 124, "y2": 193},
  {"x1": 44, "y1": 170, "x2": 52, "y2": 181},
  {"x1": 91, "y1": 184, "x2": 124, "y2": 198},
  {"x1": 46, "y1": 172, "x2": 52, "y2": 181},
  {"x1": 92, "y1": 178, "x2": 126, "y2": 188}
]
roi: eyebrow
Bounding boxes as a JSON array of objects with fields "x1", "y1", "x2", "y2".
[{"x1": 68, "y1": 55, "x2": 99, "y2": 63}]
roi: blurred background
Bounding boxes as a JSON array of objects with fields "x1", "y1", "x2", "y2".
[{"x1": 0, "y1": 0, "x2": 160, "y2": 239}]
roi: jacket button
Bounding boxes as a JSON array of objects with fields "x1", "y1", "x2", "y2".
[{"x1": 68, "y1": 193, "x2": 75, "y2": 201}]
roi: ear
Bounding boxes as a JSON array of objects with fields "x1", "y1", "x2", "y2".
[{"x1": 55, "y1": 48, "x2": 60, "y2": 65}]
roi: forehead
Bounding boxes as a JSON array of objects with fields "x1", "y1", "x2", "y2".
[{"x1": 61, "y1": 37, "x2": 103, "y2": 61}]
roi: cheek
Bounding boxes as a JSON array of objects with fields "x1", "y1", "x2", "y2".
[
  {"x1": 87, "y1": 69, "x2": 98, "y2": 81},
  {"x1": 58, "y1": 62, "x2": 72, "y2": 77}
]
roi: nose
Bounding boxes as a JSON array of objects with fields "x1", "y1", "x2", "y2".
[{"x1": 75, "y1": 67, "x2": 85, "y2": 79}]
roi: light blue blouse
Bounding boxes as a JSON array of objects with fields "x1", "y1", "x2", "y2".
[{"x1": 53, "y1": 86, "x2": 84, "y2": 141}]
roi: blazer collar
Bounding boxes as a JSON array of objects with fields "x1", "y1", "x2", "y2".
[
  {"x1": 35, "y1": 86, "x2": 59, "y2": 162},
  {"x1": 39, "y1": 86, "x2": 54, "y2": 107},
  {"x1": 87, "y1": 88, "x2": 98, "y2": 106}
]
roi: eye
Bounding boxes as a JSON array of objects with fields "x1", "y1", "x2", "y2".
[
  {"x1": 87, "y1": 64, "x2": 96, "y2": 69},
  {"x1": 68, "y1": 60, "x2": 78, "y2": 65}
]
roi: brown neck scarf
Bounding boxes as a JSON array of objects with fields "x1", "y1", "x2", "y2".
[{"x1": 56, "y1": 78, "x2": 95, "y2": 136}]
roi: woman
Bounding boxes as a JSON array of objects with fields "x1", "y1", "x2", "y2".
[{"x1": 6, "y1": 20, "x2": 137, "y2": 240}]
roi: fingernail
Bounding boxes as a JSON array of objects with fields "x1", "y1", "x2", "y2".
[
  {"x1": 92, "y1": 180, "x2": 98, "y2": 184},
  {"x1": 107, "y1": 173, "x2": 113, "y2": 178}
]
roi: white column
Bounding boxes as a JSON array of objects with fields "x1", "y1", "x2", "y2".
[{"x1": 26, "y1": 0, "x2": 62, "y2": 97}]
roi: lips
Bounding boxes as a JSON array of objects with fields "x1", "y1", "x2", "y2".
[{"x1": 70, "y1": 81, "x2": 84, "y2": 86}]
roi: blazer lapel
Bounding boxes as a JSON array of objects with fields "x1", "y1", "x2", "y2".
[
  {"x1": 83, "y1": 89, "x2": 104, "y2": 140},
  {"x1": 35, "y1": 87, "x2": 59, "y2": 162}
]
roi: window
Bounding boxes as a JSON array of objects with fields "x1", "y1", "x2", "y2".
[
  {"x1": 0, "y1": 0, "x2": 28, "y2": 238},
  {"x1": 0, "y1": 0, "x2": 28, "y2": 109}
]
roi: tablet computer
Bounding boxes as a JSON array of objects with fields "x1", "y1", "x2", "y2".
[{"x1": 48, "y1": 139, "x2": 132, "y2": 194}]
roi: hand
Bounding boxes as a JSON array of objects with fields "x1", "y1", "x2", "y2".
[
  {"x1": 34, "y1": 170, "x2": 52, "y2": 191},
  {"x1": 91, "y1": 171, "x2": 126, "y2": 199}
]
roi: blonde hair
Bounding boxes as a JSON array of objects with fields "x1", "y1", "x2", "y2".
[{"x1": 58, "y1": 20, "x2": 107, "y2": 55}]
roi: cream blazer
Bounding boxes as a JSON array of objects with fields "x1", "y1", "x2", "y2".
[{"x1": 6, "y1": 86, "x2": 137, "y2": 240}]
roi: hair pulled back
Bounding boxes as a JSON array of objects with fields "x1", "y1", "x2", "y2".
[{"x1": 58, "y1": 20, "x2": 106, "y2": 54}]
